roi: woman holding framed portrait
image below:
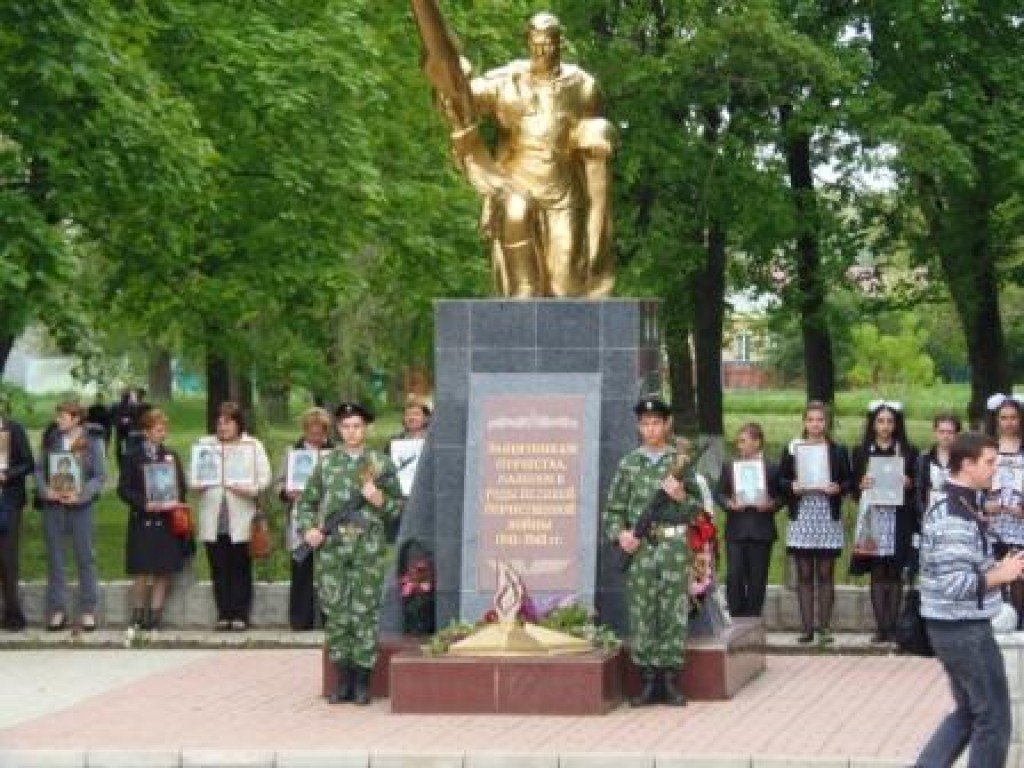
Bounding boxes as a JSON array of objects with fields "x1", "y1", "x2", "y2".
[
  {"x1": 34, "y1": 400, "x2": 107, "y2": 631},
  {"x1": 778, "y1": 400, "x2": 852, "y2": 645},
  {"x1": 849, "y1": 401, "x2": 918, "y2": 643},
  {"x1": 715, "y1": 423, "x2": 782, "y2": 618},
  {"x1": 984, "y1": 394, "x2": 1024, "y2": 627},
  {"x1": 118, "y1": 408, "x2": 190, "y2": 630},
  {"x1": 191, "y1": 402, "x2": 272, "y2": 631},
  {"x1": 276, "y1": 407, "x2": 333, "y2": 630}
]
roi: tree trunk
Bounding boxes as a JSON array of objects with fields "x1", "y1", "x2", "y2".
[
  {"x1": 205, "y1": 351, "x2": 230, "y2": 434},
  {"x1": 261, "y1": 383, "x2": 291, "y2": 425},
  {"x1": 230, "y1": 370, "x2": 254, "y2": 414},
  {"x1": 147, "y1": 348, "x2": 173, "y2": 403},
  {"x1": 930, "y1": 182, "x2": 1009, "y2": 425},
  {"x1": 693, "y1": 222, "x2": 726, "y2": 437},
  {"x1": 665, "y1": 320, "x2": 698, "y2": 435},
  {"x1": 781, "y1": 107, "x2": 835, "y2": 405},
  {"x1": 0, "y1": 333, "x2": 15, "y2": 381}
]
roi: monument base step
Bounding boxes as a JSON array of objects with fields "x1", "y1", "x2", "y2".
[
  {"x1": 389, "y1": 648, "x2": 622, "y2": 715},
  {"x1": 622, "y1": 617, "x2": 766, "y2": 701},
  {"x1": 319, "y1": 634, "x2": 422, "y2": 699}
]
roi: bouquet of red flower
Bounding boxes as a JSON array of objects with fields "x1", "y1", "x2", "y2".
[
  {"x1": 398, "y1": 541, "x2": 436, "y2": 635},
  {"x1": 688, "y1": 511, "x2": 717, "y2": 599}
]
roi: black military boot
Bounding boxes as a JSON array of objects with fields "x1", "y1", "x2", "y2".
[
  {"x1": 630, "y1": 667, "x2": 659, "y2": 707},
  {"x1": 130, "y1": 608, "x2": 146, "y2": 630},
  {"x1": 328, "y1": 662, "x2": 353, "y2": 704},
  {"x1": 661, "y1": 668, "x2": 687, "y2": 707},
  {"x1": 353, "y1": 666, "x2": 371, "y2": 706}
]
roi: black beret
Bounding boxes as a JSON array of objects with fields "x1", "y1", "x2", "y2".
[
  {"x1": 633, "y1": 397, "x2": 671, "y2": 418},
  {"x1": 334, "y1": 402, "x2": 374, "y2": 423}
]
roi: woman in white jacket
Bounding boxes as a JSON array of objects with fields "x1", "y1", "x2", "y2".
[{"x1": 191, "y1": 402, "x2": 271, "y2": 630}]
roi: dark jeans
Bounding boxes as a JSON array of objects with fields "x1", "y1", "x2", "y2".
[
  {"x1": 0, "y1": 503, "x2": 25, "y2": 620},
  {"x1": 205, "y1": 535, "x2": 252, "y2": 622},
  {"x1": 288, "y1": 553, "x2": 320, "y2": 630},
  {"x1": 915, "y1": 619, "x2": 1012, "y2": 768},
  {"x1": 725, "y1": 539, "x2": 772, "y2": 617}
]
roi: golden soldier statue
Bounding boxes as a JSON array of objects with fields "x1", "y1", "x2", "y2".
[{"x1": 412, "y1": 2, "x2": 616, "y2": 298}]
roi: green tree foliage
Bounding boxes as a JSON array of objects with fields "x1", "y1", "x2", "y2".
[
  {"x1": 861, "y1": 0, "x2": 1024, "y2": 419},
  {"x1": 846, "y1": 315, "x2": 936, "y2": 391},
  {"x1": 0, "y1": 0, "x2": 213, "y2": 372}
]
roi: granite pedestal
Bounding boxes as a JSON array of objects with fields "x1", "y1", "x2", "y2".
[
  {"x1": 381, "y1": 299, "x2": 662, "y2": 637},
  {"x1": 389, "y1": 648, "x2": 622, "y2": 715}
]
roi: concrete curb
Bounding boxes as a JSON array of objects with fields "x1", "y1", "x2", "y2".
[
  {"x1": 11, "y1": 581, "x2": 875, "y2": 633},
  {"x1": 0, "y1": 753, "x2": 911, "y2": 768}
]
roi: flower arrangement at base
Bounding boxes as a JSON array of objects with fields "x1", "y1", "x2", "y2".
[{"x1": 422, "y1": 599, "x2": 620, "y2": 657}]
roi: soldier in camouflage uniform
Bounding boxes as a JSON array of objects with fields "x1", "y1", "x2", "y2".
[
  {"x1": 295, "y1": 402, "x2": 401, "y2": 706},
  {"x1": 604, "y1": 397, "x2": 701, "y2": 707}
]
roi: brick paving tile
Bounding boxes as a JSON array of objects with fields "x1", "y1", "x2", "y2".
[{"x1": 0, "y1": 650, "x2": 949, "y2": 763}]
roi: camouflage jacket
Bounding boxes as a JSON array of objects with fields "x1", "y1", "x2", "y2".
[
  {"x1": 604, "y1": 446, "x2": 702, "y2": 543},
  {"x1": 294, "y1": 448, "x2": 401, "y2": 549}
]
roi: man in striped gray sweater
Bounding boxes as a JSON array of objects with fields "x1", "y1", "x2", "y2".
[{"x1": 916, "y1": 432, "x2": 1024, "y2": 768}]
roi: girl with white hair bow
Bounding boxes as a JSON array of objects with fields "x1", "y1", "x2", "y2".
[
  {"x1": 984, "y1": 393, "x2": 1024, "y2": 628},
  {"x1": 849, "y1": 400, "x2": 918, "y2": 644}
]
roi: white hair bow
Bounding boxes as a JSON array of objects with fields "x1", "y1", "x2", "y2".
[
  {"x1": 868, "y1": 399, "x2": 903, "y2": 413},
  {"x1": 987, "y1": 393, "x2": 1023, "y2": 411}
]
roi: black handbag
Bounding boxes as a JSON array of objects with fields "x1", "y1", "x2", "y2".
[{"x1": 894, "y1": 576, "x2": 934, "y2": 657}]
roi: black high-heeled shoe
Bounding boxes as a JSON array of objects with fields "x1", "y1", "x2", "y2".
[{"x1": 797, "y1": 631, "x2": 814, "y2": 644}]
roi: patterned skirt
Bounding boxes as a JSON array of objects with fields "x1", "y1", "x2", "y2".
[
  {"x1": 853, "y1": 505, "x2": 896, "y2": 558},
  {"x1": 991, "y1": 508, "x2": 1024, "y2": 547},
  {"x1": 787, "y1": 494, "x2": 844, "y2": 553}
]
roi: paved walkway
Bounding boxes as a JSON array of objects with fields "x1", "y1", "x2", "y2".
[{"x1": 0, "y1": 647, "x2": 953, "y2": 767}]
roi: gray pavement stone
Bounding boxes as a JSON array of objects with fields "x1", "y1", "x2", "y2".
[
  {"x1": 751, "y1": 759, "x2": 848, "y2": 768},
  {"x1": 464, "y1": 756, "x2": 557, "y2": 768},
  {"x1": 86, "y1": 750, "x2": 180, "y2": 768},
  {"x1": 0, "y1": 752, "x2": 85, "y2": 768},
  {"x1": 559, "y1": 756, "x2": 654, "y2": 768},
  {"x1": 847, "y1": 759, "x2": 904, "y2": 768},
  {"x1": 656, "y1": 757, "x2": 752, "y2": 768},
  {"x1": 180, "y1": 751, "x2": 274, "y2": 768},
  {"x1": 275, "y1": 751, "x2": 369, "y2": 768},
  {"x1": 372, "y1": 755, "x2": 463, "y2": 768}
]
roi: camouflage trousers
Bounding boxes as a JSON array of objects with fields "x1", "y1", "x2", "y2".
[
  {"x1": 317, "y1": 543, "x2": 387, "y2": 669},
  {"x1": 627, "y1": 536, "x2": 691, "y2": 668}
]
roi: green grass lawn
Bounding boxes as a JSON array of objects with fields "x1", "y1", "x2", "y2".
[{"x1": 14, "y1": 386, "x2": 970, "y2": 585}]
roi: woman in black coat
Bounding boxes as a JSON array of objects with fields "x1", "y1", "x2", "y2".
[{"x1": 118, "y1": 408, "x2": 189, "y2": 630}]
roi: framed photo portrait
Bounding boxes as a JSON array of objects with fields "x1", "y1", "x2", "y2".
[
  {"x1": 190, "y1": 444, "x2": 222, "y2": 488},
  {"x1": 994, "y1": 458, "x2": 1024, "y2": 502},
  {"x1": 48, "y1": 451, "x2": 82, "y2": 495},
  {"x1": 0, "y1": 429, "x2": 9, "y2": 472},
  {"x1": 390, "y1": 438, "x2": 425, "y2": 497},
  {"x1": 222, "y1": 443, "x2": 257, "y2": 486},
  {"x1": 144, "y1": 461, "x2": 179, "y2": 505},
  {"x1": 732, "y1": 459, "x2": 767, "y2": 506},
  {"x1": 794, "y1": 442, "x2": 831, "y2": 490},
  {"x1": 286, "y1": 449, "x2": 319, "y2": 493},
  {"x1": 865, "y1": 456, "x2": 905, "y2": 506}
]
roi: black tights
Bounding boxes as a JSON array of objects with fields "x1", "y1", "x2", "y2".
[
  {"x1": 869, "y1": 560, "x2": 902, "y2": 636},
  {"x1": 795, "y1": 554, "x2": 835, "y2": 634},
  {"x1": 1008, "y1": 580, "x2": 1024, "y2": 631}
]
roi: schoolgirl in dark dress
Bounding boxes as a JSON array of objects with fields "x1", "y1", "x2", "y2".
[
  {"x1": 984, "y1": 394, "x2": 1024, "y2": 627},
  {"x1": 778, "y1": 400, "x2": 852, "y2": 645},
  {"x1": 849, "y1": 401, "x2": 918, "y2": 643},
  {"x1": 119, "y1": 408, "x2": 189, "y2": 630}
]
